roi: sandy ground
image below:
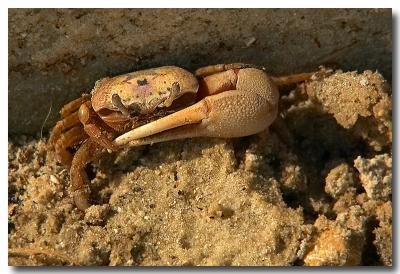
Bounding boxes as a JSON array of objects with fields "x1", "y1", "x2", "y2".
[{"x1": 8, "y1": 70, "x2": 392, "y2": 266}]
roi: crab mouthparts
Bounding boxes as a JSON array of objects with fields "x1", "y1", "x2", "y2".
[{"x1": 98, "y1": 88, "x2": 198, "y2": 133}]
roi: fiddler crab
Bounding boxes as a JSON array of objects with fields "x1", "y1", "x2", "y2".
[{"x1": 49, "y1": 63, "x2": 318, "y2": 210}]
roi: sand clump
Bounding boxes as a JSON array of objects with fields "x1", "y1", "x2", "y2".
[
  {"x1": 303, "y1": 70, "x2": 392, "y2": 152},
  {"x1": 8, "y1": 70, "x2": 392, "y2": 266},
  {"x1": 354, "y1": 154, "x2": 392, "y2": 202},
  {"x1": 373, "y1": 201, "x2": 392, "y2": 266},
  {"x1": 324, "y1": 163, "x2": 357, "y2": 199},
  {"x1": 303, "y1": 206, "x2": 367, "y2": 266}
]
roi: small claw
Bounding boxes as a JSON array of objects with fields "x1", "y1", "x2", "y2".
[
  {"x1": 60, "y1": 94, "x2": 91, "y2": 118},
  {"x1": 79, "y1": 101, "x2": 118, "y2": 151}
]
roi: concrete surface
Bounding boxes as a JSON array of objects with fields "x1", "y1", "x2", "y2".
[{"x1": 8, "y1": 8, "x2": 391, "y2": 135}]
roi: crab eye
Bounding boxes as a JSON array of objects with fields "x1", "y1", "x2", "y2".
[
  {"x1": 112, "y1": 94, "x2": 130, "y2": 117},
  {"x1": 172, "y1": 82, "x2": 180, "y2": 94}
]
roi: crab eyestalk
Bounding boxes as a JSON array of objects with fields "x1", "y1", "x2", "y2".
[{"x1": 111, "y1": 93, "x2": 131, "y2": 117}]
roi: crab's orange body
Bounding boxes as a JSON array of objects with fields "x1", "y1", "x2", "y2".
[{"x1": 49, "y1": 63, "x2": 317, "y2": 210}]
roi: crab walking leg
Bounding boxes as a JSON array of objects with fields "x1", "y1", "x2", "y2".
[
  {"x1": 54, "y1": 126, "x2": 88, "y2": 167},
  {"x1": 195, "y1": 63, "x2": 266, "y2": 77},
  {"x1": 70, "y1": 139, "x2": 101, "y2": 210},
  {"x1": 196, "y1": 63, "x2": 322, "y2": 87},
  {"x1": 270, "y1": 72, "x2": 317, "y2": 86},
  {"x1": 115, "y1": 68, "x2": 279, "y2": 146},
  {"x1": 48, "y1": 112, "x2": 81, "y2": 149},
  {"x1": 60, "y1": 94, "x2": 91, "y2": 118}
]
